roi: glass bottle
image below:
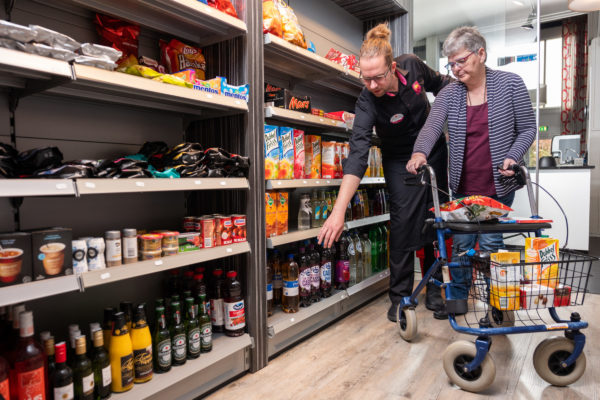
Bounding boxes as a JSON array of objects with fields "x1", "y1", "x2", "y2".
[
  {"x1": 131, "y1": 305, "x2": 153, "y2": 383},
  {"x1": 184, "y1": 298, "x2": 201, "y2": 359},
  {"x1": 0, "y1": 355, "x2": 8, "y2": 400},
  {"x1": 298, "y1": 248, "x2": 311, "y2": 308},
  {"x1": 335, "y1": 234, "x2": 350, "y2": 290},
  {"x1": 311, "y1": 190, "x2": 320, "y2": 228},
  {"x1": 379, "y1": 225, "x2": 388, "y2": 270},
  {"x1": 281, "y1": 253, "x2": 299, "y2": 313},
  {"x1": 345, "y1": 199, "x2": 353, "y2": 221},
  {"x1": 73, "y1": 336, "x2": 94, "y2": 400},
  {"x1": 9, "y1": 311, "x2": 46, "y2": 400},
  {"x1": 326, "y1": 192, "x2": 333, "y2": 220},
  {"x1": 266, "y1": 257, "x2": 273, "y2": 317},
  {"x1": 102, "y1": 308, "x2": 114, "y2": 351},
  {"x1": 193, "y1": 273, "x2": 209, "y2": 318},
  {"x1": 169, "y1": 302, "x2": 187, "y2": 366},
  {"x1": 309, "y1": 244, "x2": 321, "y2": 303},
  {"x1": 352, "y1": 230, "x2": 364, "y2": 284},
  {"x1": 320, "y1": 245, "x2": 333, "y2": 298},
  {"x1": 41, "y1": 332, "x2": 56, "y2": 387},
  {"x1": 52, "y1": 342, "x2": 74, "y2": 400},
  {"x1": 369, "y1": 226, "x2": 380, "y2": 272},
  {"x1": 348, "y1": 232, "x2": 358, "y2": 286},
  {"x1": 319, "y1": 190, "x2": 328, "y2": 226},
  {"x1": 210, "y1": 269, "x2": 225, "y2": 334},
  {"x1": 223, "y1": 271, "x2": 246, "y2": 337},
  {"x1": 361, "y1": 232, "x2": 372, "y2": 279},
  {"x1": 152, "y1": 306, "x2": 171, "y2": 374},
  {"x1": 298, "y1": 194, "x2": 312, "y2": 230},
  {"x1": 363, "y1": 190, "x2": 370, "y2": 217},
  {"x1": 109, "y1": 312, "x2": 134, "y2": 393},
  {"x1": 119, "y1": 302, "x2": 133, "y2": 334},
  {"x1": 272, "y1": 250, "x2": 283, "y2": 306},
  {"x1": 198, "y1": 294, "x2": 212, "y2": 353},
  {"x1": 90, "y1": 329, "x2": 111, "y2": 400}
]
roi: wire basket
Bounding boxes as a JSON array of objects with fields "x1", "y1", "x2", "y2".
[{"x1": 449, "y1": 248, "x2": 596, "y2": 328}]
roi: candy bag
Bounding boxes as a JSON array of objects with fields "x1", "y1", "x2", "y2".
[
  {"x1": 94, "y1": 14, "x2": 139, "y2": 63},
  {"x1": 433, "y1": 195, "x2": 513, "y2": 222},
  {"x1": 263, "y1": 0, "x2": 282, "y2": 37},
  {"x1": 207, "y1": 0, "x2": 238, "y2": 19},
  {"x1": 274, "y1": 0, "x2": 307, "y2": 49},
  {"x1": 159, "y1": 39, "x2": 206, "y2": 81}
]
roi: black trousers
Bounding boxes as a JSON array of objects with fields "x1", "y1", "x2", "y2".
[{"x1": 382, "y1": 154, "x2": 447, "y2": 305}]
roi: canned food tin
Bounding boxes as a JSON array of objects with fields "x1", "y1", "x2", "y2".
[
  {"x1": 139, "y1": 234, "x2": 162, "y2": 252},
  {"x1": 199, "y1": 217, "x2": 215, "y2": 248},
  {"x1": 194, "y1": 217, "x2": 203, "y2": 232},
  {"x1": 183, "y1": 216, "x2": 196, "y2": 232},
  {"x1": 215, "y1": 216, "x2": 233, "y2": 246},
  {"x1": 140, "y1": 249, "x2": 162, "y2": 260},
  {"x1": 231, "y1": 214, "x2": 247, "y2": 243}
]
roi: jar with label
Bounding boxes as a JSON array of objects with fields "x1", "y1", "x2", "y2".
[
  {"x1": 105, "y1": 231, "x2": 122, "y2": 267},
  {"x1": 139, "y1": 234, "x2": 162, "y2": 252},
  {"x1": 121, "y1": 229, "x2": 138, "y2": 265}
]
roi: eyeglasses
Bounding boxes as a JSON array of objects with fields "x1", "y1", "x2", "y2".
[
  {"x1": 445, "y1": 51, "x2": 476, "y2": 72},
  {"x1": 360, "y1": 66, "x2": 391, "y2": 84}
]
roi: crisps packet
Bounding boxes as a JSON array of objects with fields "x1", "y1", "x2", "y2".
[
  {"x1": 160, "y1": 38, "x2": 206, "y2": 80},
  {"x1": 263, "y1": 0, "x2": 282, "y2": 37},
  {"x1": 433, "y1": 195, "x2": 513, "y2": 222},
  {"x1": 274, "y1": 0, "x2": 307, "y2": 49}
]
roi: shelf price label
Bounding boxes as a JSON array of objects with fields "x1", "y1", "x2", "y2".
[
  {"x1": 56, "y1": 183, "x2": 68, "y2": 190},
  {"x1": 136, "y1": 181, "x2": 145, "y2": 187},
  {"x1": 195, "y1": 180, "x2": 202, "y2": 185},
  {"x1": 154, "y1": 260, "x2": 163, "y2": 266},
  {"x1": 100, "y1": 272, "x2": 111, "y2": 280}
]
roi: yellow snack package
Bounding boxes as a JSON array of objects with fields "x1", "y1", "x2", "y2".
[
  {"x1": 490, "y1": 252, "x2": 521, "y2": 310},
  {"x1": 525, "y1": 237, "x2": 559, "y2": 288}
]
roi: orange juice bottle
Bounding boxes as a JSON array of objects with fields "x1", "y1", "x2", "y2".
[{"x1": 109, "y1": 312, "x2": 134, "y2": 392}]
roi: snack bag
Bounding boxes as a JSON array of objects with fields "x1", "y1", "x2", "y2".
[
  {"x1": 207, "y1": 0, "x2": 238, "y2": 18},
  {"x1": 304, "y1": 135, "x2": 321, "y2": 178},
  {"x1": 264, "y1": 125, "x2": 279, "y2": 180},
  {"x1": 160, "y1": 39, "x2": 206, "y2": 80},
  {"x1": 193, "y1": 76, "x2": 222, "y2": 94},
  {"x1": 525, "y1": 237, "x2": 559, "y2": 288},
  {"x1": 265, "y1": 191, "x2": 277, "y2": 237},
  {"x1": 490, "y1": 252, "x2": 521, "y2": 310},
  {"x1": 263, "y1": 0, "x2": 283, "y2": 36},
  {"x1": 293, "y1": 129, "x2": 305, "y2": 179},
  {"x1": 274, "y1": 0, "x2": 307, "y2": 49},
  {"x1": 554, "y1": 284, "x2": 572, "y2": 307},
  {"x1": 434, "y1": 195, "x2": 513, "y2": 222},
  {"x1": 277, "y1": 127, "x2": 293, "y2": 179},
  {"x1": 94, "y1": 14, "x2": 139, "y2": 64},
  {"x1": 322, "y1": 141, "x2": 336, "y2": 179},
  {"x1": 276, "y1": 191, "x2": 289, "y2": 235},
  {"x1": 221, "y1": 78, "x2": 250, "y2": 102}
]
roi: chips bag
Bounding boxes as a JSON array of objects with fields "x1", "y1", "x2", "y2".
[
  {"x1": 207, "y1": 0, "x2": 238, "y2": 19},
  {"x1": 433, "y1": 195, "x2": 513, "y2": 222},
  {"x1": 94, "y1": 14, "x2": 139, "y2": 64},
  {"x1": 160, "y1": 39, "x2": 206, "y2": 81},
  {"x1": 263, "y1": 0, "x2": 282, "y2": 37},
  {"x1": 274, "y1": 0, "x2": 307, "y2": 49}
]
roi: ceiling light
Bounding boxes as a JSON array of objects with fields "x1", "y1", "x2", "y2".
[
  {"x1": 568, "y1": 0, "x2": 600, "y2": 11},
  {"x1": 512, "y1": 0, "x2": 525, "y2": 6}
]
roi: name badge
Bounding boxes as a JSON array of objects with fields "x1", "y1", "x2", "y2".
[{"x1": 390, "y1": 114, "x2": 404, "y2": 124}]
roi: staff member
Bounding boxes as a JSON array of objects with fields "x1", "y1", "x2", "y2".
[{"x1": 317, "y1": 23, "x2": 452, "y2": 321}]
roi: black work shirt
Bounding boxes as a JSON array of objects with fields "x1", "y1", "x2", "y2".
[{"x1": 344, "y1": 54, "x2": 453, "y2": 178}]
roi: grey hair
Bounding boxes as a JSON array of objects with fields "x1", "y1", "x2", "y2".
[{"x1": 442, "y1": 26, "x2": 487, "y2": 58}]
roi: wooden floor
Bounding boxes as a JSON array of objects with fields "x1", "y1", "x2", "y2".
[{"x1": 207, "y1": 292, "x2": 600, "y2": 400}]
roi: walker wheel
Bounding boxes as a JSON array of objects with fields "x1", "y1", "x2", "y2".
[
  {"x1": 396, "y1": 305, "x2": 417, "y2": 341},
  {"x1": 488, "y1": 308, "x2": 515, "y2": 327},
  {"x1": 443, "y1": 340, "x2": 496, "y2": 392},
  {"x1": 533, "y1": 337, "x2": 586, "y2": 386}
]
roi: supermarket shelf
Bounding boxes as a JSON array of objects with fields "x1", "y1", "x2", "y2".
[
  {"x1": 0, "y1": 275, "x2": 80, "y2": 308},
  {"x1": 51, "y1": 65, "x2": 247, "y2": 117},
  {"x1": 82, "y1": 242, "x2": 251, "y2": 288},
  {"x1": 330, "y1": 0, "x2": 408, "y2": 20},
  {"x1": 76, "y1": 178, "x2": 249, "y2": 194},
  {"x1": 267, "y1": 270, "x2": 389, "y2": 357},
  {"x1": 112, "y1": 333, "x2": 251, "y2": 399},
  {"x1": 0, "y1": 179, "x2": 76, "y2": 197},
  {"x1": 267, "y1": 214, "x2": 390, "y2": 248},
  {"x1": 264, "y1": 106, "x2": 347, "y2": 132},
  {"x1": 0, "y1": 48, "x2": 73, "y2": 94},
  {"x1": 265, "y1": 176, "x2": 385, "y2": 189},
  {"x1": 68, "y1": 0, "x2": 247, "y2": 46}
]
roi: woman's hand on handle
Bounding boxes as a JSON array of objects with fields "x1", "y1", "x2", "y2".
[
  {"x1": 406, "y1": 153, "x2": 427, "y2": 175},
  {"x1": 317, "y1": 208, "x2": 345, "y2": 249},
  {"x1": 499, "y1": 158, "x2": 517, "y2": 176}
]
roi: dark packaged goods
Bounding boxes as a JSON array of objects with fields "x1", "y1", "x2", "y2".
[
  {"x1": 0, "y1": 232, "x2": 33, "y2": 286},
  {"x1": 17, "y1": 147, "x2": 63, "y2": 176},
  {"x1": 29, "y1": 227, "x2": 73, "y2": 280},
  {"x1": 265, "y1": 88, "x2": 311, "y2": 113},
  {"x1": 0, "y1": 142, "x2": 18, "y2": 178}
]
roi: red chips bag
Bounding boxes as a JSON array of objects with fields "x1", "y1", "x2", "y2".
[
  {"x1": 94, "y1": 14, "x2": 139, "y2": 63},
  {"x1": 159, "y1": 39, "x2": 206, "y2": 81},
  {"x1": 207, "y1": 0, "x2": 238, "y2": 19},
  {"x1": 263, "y1": 0, "x2": 282, "y2": 36},
  {"x1": 432, "y1": 195, "x2": 513, "y2": 222}
]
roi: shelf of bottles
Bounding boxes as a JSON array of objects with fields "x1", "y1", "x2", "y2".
[{"x1": 265, "y1": 176, "x2": 385, "y2": 190}]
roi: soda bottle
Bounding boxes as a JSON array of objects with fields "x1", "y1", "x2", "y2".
[
  {"x1": 361, "y1": 232, "x2": 372, "y2": 279},
  {"x1": 266, "y1": 257, "x2": 273, "y2": 317},
  {"x1": 272, "y1": 250, "x2": 283, "y2": 306},
  {"x1": 351, "y1": 193, "x2": 361, "y2": 220},
  {"x1": 352, "y1": 231, "x2": 364, "y2": 283},
  {"x1": 335, "y1": 234, "x2": 350, "y2": 290},
  {"x1": 320, "y1": 245, "x2": 332, "y2": 298},
  {"x1": 369, "y1": 227, "x2": 380, "y2": 272},
  {"x1": 311, "y1": 190, "x2": 320, "y2": 228},
  {"x1": 348, "y1": 232, "x2": 358, "y2": 286},
  {"x1": 309, "y1": 243, "x2": 321, "y2": 303},
  {"x1": 282, "y1": 254, "x2": 299, "y2": 313},
  {"x1": 210, "y1": 269, "x2": 226, "y2": 333},
  {"x1": 298, "y1": 247, "x2": 311, "y2": 308},
  {"x1": 298, "y1": 194, "x2": 312, "y2": 230},
  {"x1": 358, "y1": 190, "x2": 366, "y2": 219},
  {"x1": 223, "y1": 271, "x2": 246, "y2": 337},
  {"x1": 363, "y1": 190, "x2": 370, "y2": 217}
]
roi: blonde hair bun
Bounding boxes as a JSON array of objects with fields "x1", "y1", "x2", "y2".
[{"x1": 366, "y1": 24, "x2": 390, "y2": 42}]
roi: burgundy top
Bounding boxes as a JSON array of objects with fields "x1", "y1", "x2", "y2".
[{"x1": 458, "y1": 102, "x2": 496, "y2": 196}]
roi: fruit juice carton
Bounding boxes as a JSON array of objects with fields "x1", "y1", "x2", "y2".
[
  {"x1": 525, "y1": 237, "x2": 559, "y2": 288},
  {"x1": 304, "y1": 135, "x2": 321, "y2": 178},
  {"x1": 520, "y1": 283, "x2": 554, "y2": 309},
  {"x1": 321, "y1": 141, "x2": 336, "y2": 179},
  {"x1": 0, "y1": 232, "x2": 32, "y2": 286},
  {"x1": 276, "y1": 191, "x2": 289, "y2": 236},
  {"x1": 277, "y1": 127, "x2": 294, "y2": 179},
  {"x1": 265, "y1": 191, "x2": 277, "y2": 238},
  {"x1": 293, "y1": 129, "x2": 305, "y2": 179},
  {"x1": 489, "y1": 252, "x2": 521, "y2": 310},
  {"x1": 334, "y1": 143, "x2": 343, "y2": 178},
  {"x1": 264, "y1": 124, "x2": 279, "y2": 180}
]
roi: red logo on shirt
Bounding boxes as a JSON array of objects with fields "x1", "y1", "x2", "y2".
[{"x1": 412, "y1": 81, "x2": 422, "y2": 95}]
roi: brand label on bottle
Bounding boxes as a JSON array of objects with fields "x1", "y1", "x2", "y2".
[
  {"x1": 310, "y1": 265, "x2": 320, "y2": 289},
  {"x1": 224, "y1": 300, "x2": 246, "y2": 330},
  {"x1": 336, "y1": 260, "x2": 350, "y2": 283},
  {"x1": 348, "y1": 242, "x2": 355, "y2": 256},
  {"x1": 133, "y1": 345, "x2": 153, "y2": 379},
  {"x1": 315, "y1": 205, "x2": 321, "y2": 220},
  {"x1": 105, "y1": 238, "x2": 121, "y2": 262},
  {"x1": 120, "y1": 353, "x2": 134, "y2": 388},
  {"x1": 53, "y1": 383, "x2": 74, "y2": 400},
  {"x1": 210, "y1": 298, "x2": 224, "y2": 326},
  {"x1": 266, "y1": 283, "x2": 273, "y2": 300},
  {"x1": 188, "y1": 328, "x2": 201, "y2": 354},
  {"x1": 157, "y1": 339, "x2": 172, "y2": 368},
  {"x1": 172, "y1": 333, "x2": 187, "y2": 362},
  {"x1": 272, "y1": 274, "x2": 282, "y2": 289},
  {"x1": 356, "y1": 240, "x2": 362, "y2": 252},
  {"x1": 101, "y1": 364, "x2": 112, "y2": 387},
  {"x1": 299, "y1": 269, "x2": 311, "y2": 290},
  {"x1": 82, "y1": 372, "x2": 95, "y2": 396},
  {"x1": 321, "y1": 261, "x2": 332, "y2": 284},
  {"x1": 123, "y1": 237, "x2": 137, "y2": 259},
  {"x1": 0, "y1": 377, "x2": 9, "y2": 400},
  {"x1": 200, "y1": 323, "x2": 212, "y2": 350},
  {"x1": 322, "y1": 206, "x2": 328, "y2": 220},
  {"x1": 283, "y1": 279, "x2": 299, "y2": 296},
  {"x1": 17, "y1": 366, "x2": 45, "y2": 400}
]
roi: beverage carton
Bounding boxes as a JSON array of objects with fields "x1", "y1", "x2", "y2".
[
  {"x1": 489, "y1": 252, "x2": 521, "y2": 310},
  {"x1": 293, "y1": 129, "x2": 305, "y2": 179},
  {"x1": 276, "y1": 192, "x2": 289, "y2": 236},
  {"x1": 264, "y1": 124, "x2": 279, "y2": 180},
  {"x1": 322, "y1": 141, "x2": 336, "y2": 179},
  {"x1": 334, "y1": 143, "x2": 343, "y2": 178},
  {"x1": 554, "y1": 284, "x2": 572, "y2": 307},
  {"x1": 277, "y1": 127, "x2": 294, "y2": 179},
  {"x1": 265, "y1": 192, "x2": 277, "y2": 237},
  {"x1": 304, "y1": 135, "x2": 321, "y2": 178},
  {"x1": 525, "y1": 237, "x2": 559, "y2": 288}
]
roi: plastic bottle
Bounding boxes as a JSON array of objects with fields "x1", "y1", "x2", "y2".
[
  {"x1": 282, "y1": 254, "x2": 299, "y2": 313},
  {"x1": 319, "y1": 190, "x2": 328, "y2": 226},
  {"x1": 309, "y1": 244, "x2": 321, "y2": 303},
  {"x1": 131, "y1": 304, "x2": 153, "y2": 383},
  {"x1": 272, "y1": 250, "x2": 282, "y2": 306},
  {"x1": 266, "y1": 257, "x2": 273, "y2": 317},
  {"x1": 298, "y1": 248, "x2": 312, "y2": 308},
  {"x1": 298, "y1": 194, "x2": 312, "y2": 230},
  {"x1": 311, "y1": 190, "x2": 321, "y2": 228},
  {"x1": 361, "y1": 232, "x2": 372, "y2": 279},
  {"x1": 320, "y1": 245, "x2": 332, "y2": 298},
  {"x1": 335, "y1": 234, "x2": 350, "y2": 290},
  {"x1": 353, "y1": 231, "x2": 364, "y2": 283},
  {"x1": 210, "y1": 269, "x2": 226, "y2": 333},
  {"x1": 109, "y1": 312, "x2": 134, "y2": 393},
  {"x1": 348, "y1": 232, "x2": 358, "y2": 286},
  {"x1": 223, "y1": 271, "x2": 246, "y2": 337}
]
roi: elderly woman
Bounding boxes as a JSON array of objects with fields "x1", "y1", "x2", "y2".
[{"x1": 406, "y1": 26, "x2": 536, "y2": 300}]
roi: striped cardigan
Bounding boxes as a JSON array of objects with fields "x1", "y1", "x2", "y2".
[{"x1": 412, "y1": 67, "x2": 536, "y2": 197}]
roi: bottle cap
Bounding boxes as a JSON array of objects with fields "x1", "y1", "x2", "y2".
[
  {"x1": 213, "y1": 269, "x2": 223, "y2": 276},
  {"x1": 112, "y1": 312, "x2": 128, "y2": 335},
  {"x1": 75, "y1": 335, "x2": 87, "y2": 355},
  {"x1": 92, "y1": 329, "x2": 104, "y2": 347},
  {"x1": 40, "y1": 330, "x2": 51, "y2": 342},
  {"x1": 89, "y1": 322, "x2": 101, "y2": 334},
  {"x1": 122, "y1": 228, "x2": 137, "y2": 237},
  {"x1": 12, "y1": 304, "x2": 25, "y2": 330},
  {"x1": 68, "y1": 323, "x2": 80, "y2": 334},
  {"x1": 19, "y1": 311, "x2": 34, "y2": 338},
  {"x1": 184, "y1": 270, "x2": 194, "y2": 277},
  {"x1": 44, "y1": 335, "x2": 55, "y2": 356},
  {"x1": 194, "y1": 273, "x2": 204, "y2": 281},
  {"x1": 55, "y1": 341, "x2": 67, "y2": 363},
  {"x1": 226, "y1": 271, "x2": 237, "y2": 278},
  {"x1": 288, "y1": 254, "x2": 295, "y2": 260},
  {"x1": 105, "y1": 230, "x2": 121, "y2": 240}
]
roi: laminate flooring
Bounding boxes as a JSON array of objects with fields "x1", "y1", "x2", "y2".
[{"x1": 206, "y1": 292, "x2": 600, "y2": 400}]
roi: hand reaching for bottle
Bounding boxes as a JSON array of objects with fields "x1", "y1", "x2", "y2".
[{"x1": 318, "y1": 208, "x2": 345, "y2": 249}]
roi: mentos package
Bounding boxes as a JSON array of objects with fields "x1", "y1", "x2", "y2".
[
  {"x1": 277, "y1": 127, "x2": 293, "y2": 179},
  {"x1": 525, "y1": 237, "x2": 559, "y2": 288},
  {"x1": 193, "y1": 76, "x2": 222, "y2": 94},
  {"x1": 264, "y1": 125, "x2": 279, "y2": 180},
  {"x1": 433, "y1": 195, "x2": 513, "y2": 222},
  {"x1": 293, "y1": 129, "x2": 305, "y2": 179},
  {"x1": 221, "y1": 77, "x2": 249, "y2": 102}
]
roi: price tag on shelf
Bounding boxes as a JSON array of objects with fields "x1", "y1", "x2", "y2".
[
  {"x1": 194, "y1": 180, "x2": 202, "y2": 185},
  {"x1": 226, "y1": 248, "x2": 233, "y2": 253},
  {"x1": 316, "y1": 181, "x2": 320, "y2": 184},
  {"x1": 290, "y1": 317, "x2": 295, "y2": 323},
  {"x1": 206, "y1": 94, "x2": 213, "y2": 99},
  {"x1": 100, "y1": 273, "x2": 111, "y2": 280},
  {"x1": 56, "y1": 183, "x2": 68, "y2": 190},
  {"x1": 277, "y1": 181, "x2": 282, "y2": 186},
  {"x1": 302, "y1": 180, "x2": 307, "y2": 184},
  {"x1": 136, "y1": 181, "x2": 145, "y2": 187},
  {"x1": 220, "y1": 181, "x2": 227, "y2": 186},
  {"x1": 301, "y1": 115, "x2": 305, "y2": 119},
  {"x1": 154, "y1": 260, "x2": 163, "y2": 266},
  {"x1": 85, "y1": 182, "x2": 96, "y2": 189}
]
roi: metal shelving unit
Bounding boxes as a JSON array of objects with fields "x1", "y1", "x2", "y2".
[
  {"x1": 266, "y1": 176, "x2": 385, "y2": 190},
  {"x1": 264, "y1": 106, "x2": 348, "y2": 132},
  {"x1": 0, "y1": 179, "x2": 76, "y2": 197},
  {"x1": 0, "y1": 275, "x2": 81, "y2": 308}
]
